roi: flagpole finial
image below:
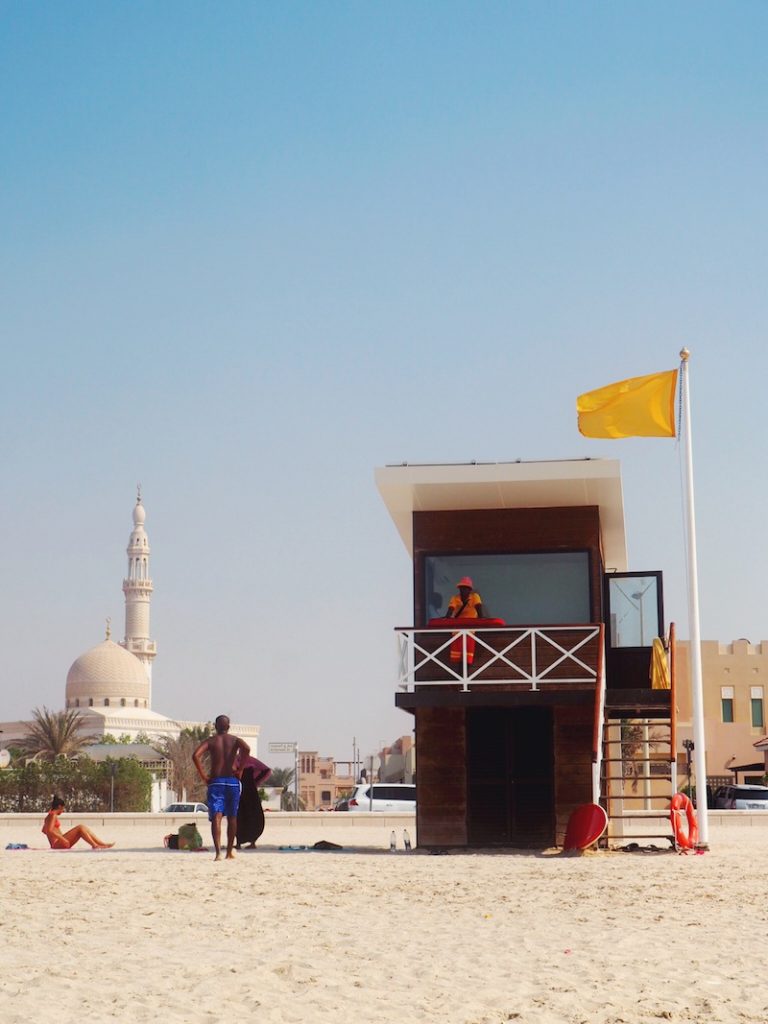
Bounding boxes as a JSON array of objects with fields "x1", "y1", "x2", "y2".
[{"x1": 680, "y1": 347, "x2": 690, "y2": 361}]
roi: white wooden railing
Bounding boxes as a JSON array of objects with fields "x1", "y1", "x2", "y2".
[{"x1": 395, "y1": 624, "x2": 603, "y2": 692}]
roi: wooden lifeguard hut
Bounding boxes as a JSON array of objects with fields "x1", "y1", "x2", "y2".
[{"x1": 376, "y1": 458, "x2": 676, "y2": 849}]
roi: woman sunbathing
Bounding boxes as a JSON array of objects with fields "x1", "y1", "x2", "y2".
[{"x1": 42, "y1": 796, "x2": 114, "y2": 850}]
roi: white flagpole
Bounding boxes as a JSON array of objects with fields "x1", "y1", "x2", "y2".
[{"x1": 679, "y1": 347, "x2": 709, "y2": 848}]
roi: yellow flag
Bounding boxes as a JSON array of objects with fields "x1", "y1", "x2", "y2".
[{"x1": 577, "y1": 369, "x2": 678, "y2": 438}]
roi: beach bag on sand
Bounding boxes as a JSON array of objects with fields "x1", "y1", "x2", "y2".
[
  {"x1": 178, "y1": 823, "x2": 203, "y2": 850},
  {"x1": 164, "y1": 833, "x2": 179, "y2": 849}
]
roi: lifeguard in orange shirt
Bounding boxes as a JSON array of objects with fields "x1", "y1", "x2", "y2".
[
  {"x1": 445, "y1": 577, "x2": 485, "y2": 620},
  {"x1": 445, "y1": 577, "x2": 484, "y2": 665}
]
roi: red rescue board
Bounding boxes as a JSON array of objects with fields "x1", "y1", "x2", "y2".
[{"x1": 563, "y1": 803, "x2": 608, "y2": 851}]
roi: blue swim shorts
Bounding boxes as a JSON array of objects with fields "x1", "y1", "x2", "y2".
[{"x1": 207, "y1": 777, "x2": 242, "y2": 819}]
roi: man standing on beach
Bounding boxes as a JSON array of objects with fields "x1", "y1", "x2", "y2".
[{"x1": 192, "y1": 715, "x2": 250, "y2": 861}]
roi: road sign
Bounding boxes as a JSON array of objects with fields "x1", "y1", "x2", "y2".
[{"x1": 268, "y1": 742, "x2": 297, "y2": 753}]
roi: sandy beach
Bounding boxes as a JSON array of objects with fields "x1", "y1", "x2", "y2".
[{"x1": 1, "y1": 818, "x2": 767, "y2": 1023}]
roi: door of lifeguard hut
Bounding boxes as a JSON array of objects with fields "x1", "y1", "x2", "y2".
[{"x1": 604, "y1": 572, "x2": 664, "y2": 689}]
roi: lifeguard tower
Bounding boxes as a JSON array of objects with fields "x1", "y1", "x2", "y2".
[{"x1": 376, "y1": 459, "x2": 677, "y2": 849}]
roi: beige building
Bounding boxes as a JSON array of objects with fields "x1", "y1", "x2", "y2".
[
  {"x1": 378, "y1": 735, "x2": 415, "y2": 783},
  {"x1": 298, "y1": 752, "x2": 356, "y2": 810},
  {"x1": 675, "y1": 638, "x2": 768, "y2": 787}
]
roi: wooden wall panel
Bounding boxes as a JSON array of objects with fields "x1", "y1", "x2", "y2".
[
  {"x1": 413, "y1": 506, "x2": 604, "y2": 625},
  {"x1": 553, "y1": 705, "x2": 594, "y2": 845},
  {"x1": 415, "y1": 706, "x2": 467, "y2": 847},
  {"x1": 415, "y1": 702, "x2": 599, "y2": 849}
]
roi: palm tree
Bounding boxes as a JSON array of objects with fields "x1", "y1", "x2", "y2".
[
  {"x1": 19, "y1": 707, "x2": 95, "y2": 761},
  {"x1": 154, "y1": 725, "x2": 212, "y2": 803},
  {"x1": 154, "y1": 733, "x2": 202, "y2": 803},
  {"x1": 269, "y1": 767, "x2": 305, "y2": 810}
]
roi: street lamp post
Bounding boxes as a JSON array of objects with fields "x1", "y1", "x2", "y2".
[
  {"x1": 682, "y1": 739, "x2": 695, "y2": 793},
  {"x1": 109, "y1": 762, "x2": 118, "y2": 813}
]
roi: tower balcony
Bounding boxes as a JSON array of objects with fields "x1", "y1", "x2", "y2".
[
  {"x1": 395, "y1": 623, "x2": 604, "y2": 700},
  {"x1": 123, "y1": 578, "x2": 153, "y2": 591},
  {"x1": 123, "y1": 639, "x2": 157, "y2": 655}
]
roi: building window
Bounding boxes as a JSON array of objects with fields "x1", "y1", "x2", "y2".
[
  {"x1": 321, "y1": 790, "x2": 332, "y2": 803},
  {"x1": 121, "y1": 698, "x2": 126, "y2": 707},
  {"x1": 88, "y1": 698, "x2": 93, "y2": 707},
  {"x1": 721, "y1": 686, "x2": 734, "y2": 724},
  {"x1": 425, "y1": 551, "x2": 591, "y2": 626},
  {"x1": 751, "y1": 687, "x2": 764, "y2": 728},
  {"x1": 104, "y1": 698, "x2": 110, "y2": 707},
  {"x1": 135, "y1": 699, "x2": 139, "y2": 707},
  {"x1": 75, "y1": 699, "x2": 80, "y2": 708}
]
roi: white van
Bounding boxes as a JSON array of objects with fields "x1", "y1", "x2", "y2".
[{"x1": 347, "y1": 783, "x2": 416, "y2": 812}]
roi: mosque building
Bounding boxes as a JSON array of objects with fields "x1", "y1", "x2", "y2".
[{"x1": 1, "y1": 492, "x2": 259, "y2": 751}]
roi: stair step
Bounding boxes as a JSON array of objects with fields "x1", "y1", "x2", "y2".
[
  {"x1": 601, "y1": 757, "x2": 672, "y2": 764},
  {"x1": 604, "y1": 835, "x2": 676, "y2": 843},
  {"x1": 605, "y1": 813, "x2": 672, "y2": 820},
  {"x1": 601, "y1": 776, "x2": 673, "y2": 782},
  {"x1": 602, "y1": 793, "x2": 671, "y2": 800},
  {"x1": 601, "y1": 773, "x2": 672, "y2": 780},
  {"x1": 602, "y1": 737, "x2": 672, "y2": 743},
  {"x1": 604, "y1": 828, "x2": 675, "y2": 834}
]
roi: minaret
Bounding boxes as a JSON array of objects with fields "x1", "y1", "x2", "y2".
[{"x1": 120, "y1": 486, "x2": 156, "y2": 704}]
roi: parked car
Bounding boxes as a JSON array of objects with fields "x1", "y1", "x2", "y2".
[
  {"x1": 347, "y1": 783, "x2": 416, "y2": 812},
  {"x1": 163, "y1": 802, "x2": 209, "y2": 814},
  {"x1": 713, "y1": 785, "x2": 768, "y2": 810}
]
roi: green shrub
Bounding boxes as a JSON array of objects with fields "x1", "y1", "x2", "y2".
[{"x1": 0, "y1": 756, "x2": 152, "y2": 812}]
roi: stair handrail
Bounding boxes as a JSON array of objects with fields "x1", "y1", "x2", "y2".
[
  {"x1": 669, "y1": 621, "x2": 677, "y2": 793},
  {"x1": 591, "y1": 623, "x2": 607, "y2": 804}
]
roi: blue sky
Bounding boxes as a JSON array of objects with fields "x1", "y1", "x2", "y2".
[{"x1": 3, "y1": 3, "x2": 768, "y2": 764}]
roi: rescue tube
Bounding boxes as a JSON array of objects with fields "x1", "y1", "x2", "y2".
[{"x1": 670, "y1": 792, "x2": 698, "y2": 849}]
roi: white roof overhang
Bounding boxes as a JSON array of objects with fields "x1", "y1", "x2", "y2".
[{"x1": 375, "y1": 458, "x2": 627, "y2": 571}]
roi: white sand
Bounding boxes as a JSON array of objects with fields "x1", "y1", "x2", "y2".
[{"x1": 1, "y1": 819, "x2": 767, "y2": 1024}]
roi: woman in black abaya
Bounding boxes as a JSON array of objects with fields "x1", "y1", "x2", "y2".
[{"x1": 236, "y1": 757, "x2": 271, "y2": 849}]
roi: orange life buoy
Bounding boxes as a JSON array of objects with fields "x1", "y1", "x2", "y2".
[{"x1": 670, "y1": 792, "x2": 698, "y2": 849}]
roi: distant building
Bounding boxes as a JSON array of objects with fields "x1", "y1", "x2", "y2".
[
  {"x1": 675, "y1": 639, "x2": 768, "y2": 786},
  {"x1": 378, "y1": 735, "x2": 415, "y2": 783},
  {"x1": 298, "y1": 752, "x2": 356, "y2": 810}
]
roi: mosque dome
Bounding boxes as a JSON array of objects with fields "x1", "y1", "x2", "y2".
[{"x1": 65, "y1": 639, "x2": 149, "y2": 709}]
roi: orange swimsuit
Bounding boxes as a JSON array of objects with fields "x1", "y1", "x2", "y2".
[{"x1": 43, "y1": 814, "x2": 71, "y2": 849}]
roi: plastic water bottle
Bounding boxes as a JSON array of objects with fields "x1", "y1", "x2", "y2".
[
  {"x1": 403, "y1": 829, "x2": 412, "y2": 852},
  {"x1": 389, "y1": 830, "x2": 397, "y2": 852}
]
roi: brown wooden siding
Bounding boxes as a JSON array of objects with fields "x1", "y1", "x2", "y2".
[
  {"x1": 408, "y1": 506, "x2": 603, "y2": 848},
  {"x1": 414, "y1": 703, "x2": 594, "y2": 848},
  {"x1": 413, "y1": 506, "x2": 604, "y2": 626},
  {"x1": 415, "y1": 707, "x2": 467, "y2": 847},
  {"x1": 553, "y1": 704, "x2": 594, "y2": 844}
]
